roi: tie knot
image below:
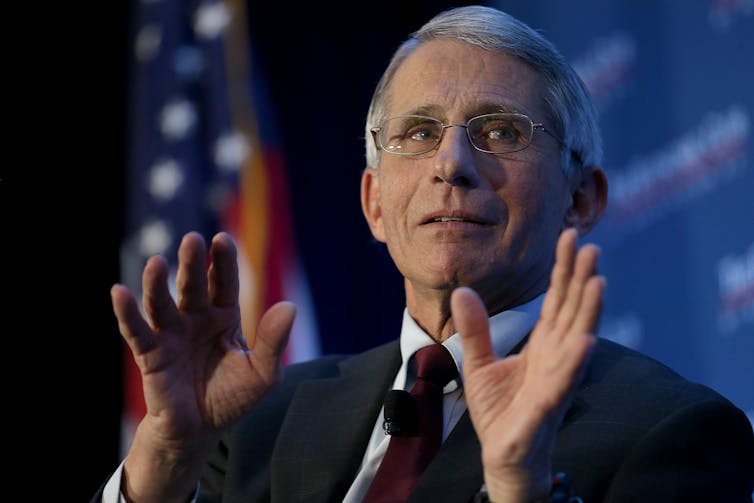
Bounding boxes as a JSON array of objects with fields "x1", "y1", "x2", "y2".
[{"x1": 413, "y1": 344, "x2": 458, "y2": 387}]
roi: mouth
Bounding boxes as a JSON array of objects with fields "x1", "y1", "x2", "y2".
[
  {"x1": 428, "y1": 216, "x2": 483, "y2": 223},
  {"x1": 420, "y1": 211, "x2": 493, "y2": 226}
]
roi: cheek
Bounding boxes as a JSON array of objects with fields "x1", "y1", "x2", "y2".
[
  {"x1": 520, "y1": 162, "x2": 569, "y2": 208},
  {"x1": 377, "y1": 170, "x2": 415, "y2": 229},
  {"x1": 378, "y1": 183, "x2": 399, "y2": 228}
]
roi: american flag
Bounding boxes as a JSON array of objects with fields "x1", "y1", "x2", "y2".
[{"x1": 121, "y1": 0, "x2": 320, "y2": 455}]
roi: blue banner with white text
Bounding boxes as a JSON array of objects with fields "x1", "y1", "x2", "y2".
[{"x1": 493, "y1": 0, "x2": 753, "y2": 421}]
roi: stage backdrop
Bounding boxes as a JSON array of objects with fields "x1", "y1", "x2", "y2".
[
  {"x1": 492, "y1": 0, "x2": 753, "y2": 420},
  {"x1": 250, "y1": 0, "x2": 754, "y2": 421},
  {"x1": 252, "y1": 0, "x2": 752, "y2": 419}
]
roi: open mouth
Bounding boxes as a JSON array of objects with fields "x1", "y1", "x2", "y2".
[{"x1": 421, "y1": 212, "x2": 492, "y2": 226}]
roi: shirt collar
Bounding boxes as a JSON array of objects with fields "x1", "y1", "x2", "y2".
[{"x1": 397, "y1": 293, "x2": 544, "y2": 387}]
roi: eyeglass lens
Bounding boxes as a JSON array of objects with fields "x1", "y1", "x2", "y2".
[{"x1": 377, "y1": 114, "x2": 534, "y2": 155}]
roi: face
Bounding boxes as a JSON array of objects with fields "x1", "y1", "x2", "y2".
[{"x1": 362, "y1": 39, "x2": 577, "y2": 309}]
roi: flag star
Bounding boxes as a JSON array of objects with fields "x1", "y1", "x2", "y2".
[
  {"x1": 194, "y1": 2, "x2": 231, "y2": 40},
  {"x1": 138, "y1": 219, "x2": 173, "y2": 257},
  {"x1": 135, "y1": 24, "x2": 162, "y2": 62},
  {"x1": 160, "y1": 99, "x2": 197, "y2": 141},
  {"x1": 214, "y1": 132, "x2": 250, "y2": 172},
  {"x1": 149, "y1": 158, "x2": 184, "y2": 201}
]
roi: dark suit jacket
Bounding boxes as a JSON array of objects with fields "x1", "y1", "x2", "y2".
[
  {"x1": 192, "y1": 338, "x2": 754, "y2": 502},
  {"x1": 94, "y1": 338, "x2": 754, "y2": 502}
]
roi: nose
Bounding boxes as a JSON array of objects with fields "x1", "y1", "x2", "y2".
[{"x1": 433, "y1": 125, "x2": 480, "y2": 187}]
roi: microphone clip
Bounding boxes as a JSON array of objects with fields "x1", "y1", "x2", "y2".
[{"x1": 382, "y1": 389, "x2": 418, "y2": 436}]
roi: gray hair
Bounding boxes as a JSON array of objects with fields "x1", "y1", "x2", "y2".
[{"x1": 364, "y1": 5, "x2": 602, "y2": 178}]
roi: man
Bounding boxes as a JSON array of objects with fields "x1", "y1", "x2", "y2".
[{"x1": 96, "y1": 5, "x2": 754, "y2": 502}]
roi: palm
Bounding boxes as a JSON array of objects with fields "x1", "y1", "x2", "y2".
[
  {"x1": 113, "y1": 232, "x2": 294, "y2": 442},
  {"x1": 136, "y1": 308, "x2": 257, "y2": 434}
]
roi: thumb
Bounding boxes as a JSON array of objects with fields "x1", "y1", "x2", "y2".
[
  {"x1": 250, "y1": 301, "x2": 296, "y2": 379},
  {"x1": 451, "y1": 287, "x2": 494, "y2": 375}
]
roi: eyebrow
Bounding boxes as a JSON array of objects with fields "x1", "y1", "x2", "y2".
[
  {"x1": 405, "y1": 104, "x2": 444, "y2": 118},
  {"x1": 400, "y1": 102, "x2": 525, "y2": 120}
]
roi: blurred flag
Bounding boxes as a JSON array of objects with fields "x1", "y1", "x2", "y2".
[{"x1": 120, "y1": 0, "x2": 320, "y2": 456}]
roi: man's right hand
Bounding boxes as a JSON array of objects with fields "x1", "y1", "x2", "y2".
[{"x1": 111, "y1": 231, "x2": 295, "y2": 502}]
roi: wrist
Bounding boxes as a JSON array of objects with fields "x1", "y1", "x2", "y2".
[
  {"x1": 121, "y1": 422, "x2": 212, "y2": 503},
  {"x1": 475, "y1": 472, "x2": 579, "y2": 503}
]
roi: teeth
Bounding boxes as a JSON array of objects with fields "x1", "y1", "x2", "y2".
[{"x1": 435, "y1": 217, "x2": 467, "y2": 222}]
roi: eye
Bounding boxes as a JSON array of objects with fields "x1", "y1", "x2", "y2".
[
  {"x1": 404, "y1": 120, "x2": 441, "y2": 142},
  {"x1": 480, "y1": 119, "x2": 520, "y2": 142}
]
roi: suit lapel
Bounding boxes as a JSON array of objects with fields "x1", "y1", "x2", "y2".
[
  {"x1": 271, "y1": 341, "x2": 402, "y2": 502},
  {"x1": 410, "y1": 411, "x2": 483, "y2": 502}
]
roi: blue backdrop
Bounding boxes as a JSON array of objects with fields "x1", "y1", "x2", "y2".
[
  {"x1": 492, "y1": 0, "x2": 753, "y2": 421},
  {"x1": 248, "y1": 0, "x2": 753, "y2": 419}
]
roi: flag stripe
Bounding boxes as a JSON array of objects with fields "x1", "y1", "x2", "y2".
[{"x1": 120, "y1": 0, "x2": 320, "y2": 457}]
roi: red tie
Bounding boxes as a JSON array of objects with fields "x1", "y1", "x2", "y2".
[{"x1": 362, "y1": 344, "x2": 459, "y2": 503}]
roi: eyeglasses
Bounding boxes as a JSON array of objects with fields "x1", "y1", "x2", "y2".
[{"x1": 370, "y1": 113, "x2": 569, "y2": 156}]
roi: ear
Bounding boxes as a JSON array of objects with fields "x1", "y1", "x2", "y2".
[
  {"x1": 361, "y1": 167, "x2": 387, "y2": 243},
  {"x1": 564, "y1": 166, "x2": 608, "y2": 236}
]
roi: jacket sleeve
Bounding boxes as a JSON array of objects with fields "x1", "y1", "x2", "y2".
[{"x1": 603, "y1": 398, "x2": 754, "y2": 502}]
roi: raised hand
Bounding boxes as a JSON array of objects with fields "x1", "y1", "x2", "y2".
[
  {"x1": 451, "y1": 228, "x2": 604, "y2": 503},
  {"x1": 111, "y1": 231, "x2": 295, "y2": 502}
]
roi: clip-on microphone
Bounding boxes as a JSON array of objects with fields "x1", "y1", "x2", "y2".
[{"x1": 382, "y1": 389, "x2": 418, "y2": 436}]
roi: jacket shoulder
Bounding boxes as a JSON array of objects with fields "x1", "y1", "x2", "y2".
[
  {"x1": 557, "y1": 338, "x2": 754, "y2": 501},
  {"x1": 587, "y1": 338, "x2": 726, "y2": 400}
]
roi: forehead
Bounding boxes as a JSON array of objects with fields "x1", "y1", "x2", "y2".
[{"x1": 387, "y1": 39, "x2": 548, "y2": 120}]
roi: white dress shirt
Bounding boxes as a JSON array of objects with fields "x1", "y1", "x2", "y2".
[{"x1": 103, "y1": 294, "x2": 544, "y2": 503}]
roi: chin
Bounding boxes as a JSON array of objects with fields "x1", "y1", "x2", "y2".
[{"x1": 420, "y1": 262, "x2": 490, "y2": 290}]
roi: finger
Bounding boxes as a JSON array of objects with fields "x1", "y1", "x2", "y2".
[
  {"x1": 555, "y1": 332, "x2": 597, "y2": 403},
  {"x1": 175, "y1": 232, "x2": 209, "y2": 311},
  {"x1": 571, "y1": 275, "x2": 606, "y2": 336},
  {"x1": 451, "y1": 286, "x2": 494, "y2": 375},
  {"x1": 531, "y1": 341, "x2": 595, "y2": 439},
  {"x1": 544, "y1": 276, "x2": 602, "y2": 399},
  {"x1": 539, "y1": 228, "x2": 577, "y2": 325},
  {"x1": 532, "y1": 327, "x2": 596, "y2": 414},
  {"x1": 249, "y1": 301, "x2": 296, "y2": 384},
  {"x1": 555, "y1": 244, "x2": 600, "y2": 334},
  {"x1": 111, "y1": 284, "x2": 156, "y2": 356},
  {"x1": 208, "y1": 232, "x2": 239, "y2": 307},
  {"x1": 142, "y1": 255, "x2": 181, "y2": 330}
]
